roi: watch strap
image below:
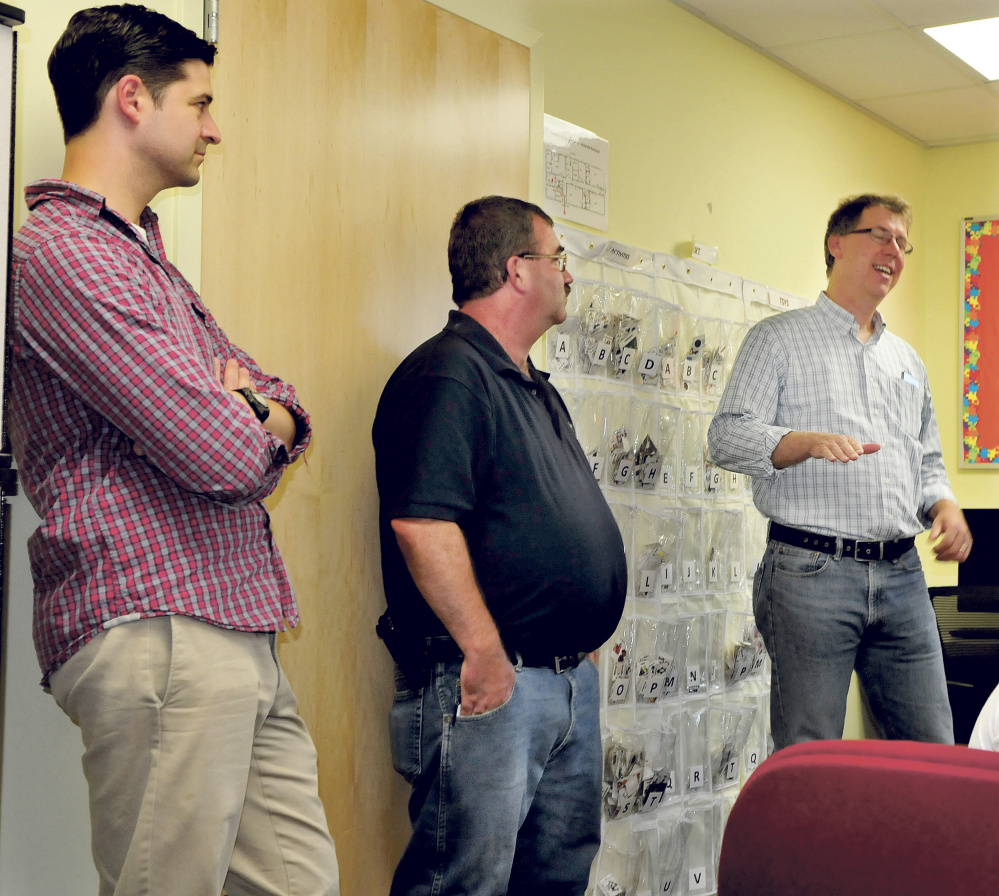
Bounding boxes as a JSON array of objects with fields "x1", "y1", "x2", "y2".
[{"x1": 235, "y1": 387, "x2": 271, "y2": 422}]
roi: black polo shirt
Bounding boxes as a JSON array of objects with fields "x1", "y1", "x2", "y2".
[{"x1": 373, "y1": 310, "x2": 627, "y2": 658}]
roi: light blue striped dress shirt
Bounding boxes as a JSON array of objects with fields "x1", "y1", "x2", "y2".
[{"x1": 708, "y1": 293, "x2": 955, "y2": 541}]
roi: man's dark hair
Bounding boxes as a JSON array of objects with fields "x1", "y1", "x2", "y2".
[
  {"x1": 824, "y1": 193, "x2": 912, "y2": 276},
  {"x1": 448, "y1": 196, "x2": 554, "y2": 306},
  {"x1": 48, "y1": 4, "x2": 217, "y2": 143}
]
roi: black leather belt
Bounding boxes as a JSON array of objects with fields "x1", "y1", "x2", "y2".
[
  {"x1": 517, "y1": 649, "x2": 587, "y2": 674},
  {"x1": 769, "y1": 522, "x2": 915, "y2": 562},
  {"x1": 426, "y1": 636, "x2": 586, "y2": 674}
]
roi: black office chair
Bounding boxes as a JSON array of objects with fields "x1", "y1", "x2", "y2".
[{"x1": 927, "y1": 508, "x2": 999, "y2": 743}]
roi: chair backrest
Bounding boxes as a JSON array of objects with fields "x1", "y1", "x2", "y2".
[
  {"x1": 717, "y1": 739, "x2": 999, "y2": 896},
  {"x1": 928, "y1": 584, "x2": 999, "y2": 743}
]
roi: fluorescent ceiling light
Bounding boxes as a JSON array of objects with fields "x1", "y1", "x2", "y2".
[{"x1": 925, "y1": 18, "x2": 999, "y2": 81}]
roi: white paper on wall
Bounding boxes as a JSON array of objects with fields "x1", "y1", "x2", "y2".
[{"x1": 543, "y1": 114, "x2": 609, "y2": 231}]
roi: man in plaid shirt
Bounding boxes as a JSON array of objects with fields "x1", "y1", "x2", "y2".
[
  {"x1": 709, "y1": 193, "x2": 971, "y2": 752},
  {"x1": 9, "y1": 6, "x2": 338, "y2": 894}
]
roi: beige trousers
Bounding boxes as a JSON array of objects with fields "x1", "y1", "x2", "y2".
[{"x1": 50, "y1": 615, "x2": 339, "y2": 896}]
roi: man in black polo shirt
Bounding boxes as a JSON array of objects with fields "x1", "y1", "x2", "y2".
[{"x1": 373, "y1": 195, "x2": 627, "y2": 895}]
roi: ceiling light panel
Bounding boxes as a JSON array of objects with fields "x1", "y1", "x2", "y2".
[{"x1": 924, "y1": 18, "x2": 999, "y2": 80}]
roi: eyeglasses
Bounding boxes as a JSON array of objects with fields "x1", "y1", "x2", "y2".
[
  {"x1": 849, "y1": 227, "x2": 913, "y2": 256},
  {"x1": 517, "y1": 251, "x2": 569, "y2": 272}
]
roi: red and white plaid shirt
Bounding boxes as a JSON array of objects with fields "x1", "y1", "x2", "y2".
[{"x1": 10, "y1": 181, "x2": 312, "y2": 685}]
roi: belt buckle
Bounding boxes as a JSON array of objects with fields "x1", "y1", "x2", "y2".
[
  {"x1": 856, "y1": 541, "x2": 884, "y2": 562},
  {"x1": 554, "y1": 654, "x2": 581, "y2": 674}
]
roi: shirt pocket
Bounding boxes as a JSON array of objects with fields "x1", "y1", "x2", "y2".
[{"x1": 873, "y1": 368, "x2": 922, "y2": 439}]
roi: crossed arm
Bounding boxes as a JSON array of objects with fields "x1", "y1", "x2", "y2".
[
  {"x1": 19, "y1": 241, "x2": 309, "y2": 502},
  {"x1": 217, "y1": 357, "x2": 296, "y2": 451}
]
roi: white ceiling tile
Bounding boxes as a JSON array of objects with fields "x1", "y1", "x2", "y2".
[
  {"x1": 667, "y1": 0, "x2": 999, "y2": 145},
  {"x1": 871, "y1": 0, "x2": 999, "y2": 28},
  {"x1": 670, "y1": 0, "x2": 895, "y2": 47},
  {"x1": 773, "y1": 30, "x2": 978, "y2": 100},
  {"x1": 860, "y1": 85, "x2": 999, "y2": 144}
]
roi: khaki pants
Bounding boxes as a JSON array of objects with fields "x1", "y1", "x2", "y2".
[{"x1": 50, "y1": 615, "x2": 339, "y2": 896}]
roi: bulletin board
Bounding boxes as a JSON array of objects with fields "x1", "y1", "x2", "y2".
[{"x1": 962, "y1": 217, "x2": 999, "y2": 466}]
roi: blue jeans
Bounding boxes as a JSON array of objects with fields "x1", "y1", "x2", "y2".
[
  {"x1": 388, "y1": 657, "x2": 602, "y2": 896},
  {"x1": 754, "y1": 540, "x2": 954, "y2": 751}
]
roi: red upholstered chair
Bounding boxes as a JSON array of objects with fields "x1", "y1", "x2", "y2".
[{"x1": 717, "y1": 739, "x2": 999, "y2": 895}]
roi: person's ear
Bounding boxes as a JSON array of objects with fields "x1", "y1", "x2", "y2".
[
  {"x1": 505, "y1": 254, "x2": 522, "y2": 287},
  {"x1": 114, "y1": 74, "x2": 145, "y2": 126}
]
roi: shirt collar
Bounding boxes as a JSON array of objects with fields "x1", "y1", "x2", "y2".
[
  {"x1": 25, "y1": 179, "x2": 161, "y2": 249},
  {"x1": 444, "y1": 309, "x2": 550, "y2": 385},
  {"x1": 816, "y1": 291, "x2": 886, "y2": 341}
]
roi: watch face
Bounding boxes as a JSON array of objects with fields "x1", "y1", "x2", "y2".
[{"x1": 240, "y1": 388, "x2": 270, "y2": 421}]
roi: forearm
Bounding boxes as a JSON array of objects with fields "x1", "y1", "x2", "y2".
[
  {"x1": 262, "y1": 398, "x2": 297, "y2": 452},
  {"x1": 770, "y1": 431, "x2": 812, "y2": 468},
  {"x1": 208, "y1": 319, "x2": 311, "y2": 459},
  {"x1": 17, "y1": 270, "x2": 297, "y2": 501},
  {"x1": 707, "y1": 412, "x2": 789, "y2": 477},
  {"x1": 773, "y1": 431, "x2": 882, "y2": 468},
  {"x1": 391, "y1": 517, "x2": 505, "y2": 658},
  {"x1": 928, "y1": 498, "x2": 960, "y2": 521},
  {"x1": 392, "y1": 516, "x2": 514, "y2": 715}
]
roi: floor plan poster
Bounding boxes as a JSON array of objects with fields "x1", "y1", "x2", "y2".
[
  {"x1": 543, "y1": 114, "x2": 609, "y2": 231},
  {"x1": 962, "y1": 217, "x2": 999, "y2": 466}
]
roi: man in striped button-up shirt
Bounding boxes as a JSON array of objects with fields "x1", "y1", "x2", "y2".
[{"x1": 709, "y1": 193, "x2": 971, "y2": 752}]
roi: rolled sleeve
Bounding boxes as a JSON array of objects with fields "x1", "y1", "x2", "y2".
[
  {"x1": 708, "y1": 322, "x2": 790, "y2": 478},
  {"x1": 917, "y1": 379, "x2": 956, "y2": 525}
]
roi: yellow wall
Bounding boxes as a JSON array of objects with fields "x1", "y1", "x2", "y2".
[
  {"x1": 438, "y1": 0, "x2": 929, "y2": 342},
  {"x1": 437, "y1": 0, "x2": 997, "y2": 597}
]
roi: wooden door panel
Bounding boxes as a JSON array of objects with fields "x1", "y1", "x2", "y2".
[{"x1": 200, "y1": 1, "x2": 529, "y2": 891}]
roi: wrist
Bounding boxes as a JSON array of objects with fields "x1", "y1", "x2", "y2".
[
  {"x1": 461, "y1": 633, "x2": 508, "y2": 664},
  {"x1": 235, "y1": 387, "x2": 270, "y2": 422}
]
